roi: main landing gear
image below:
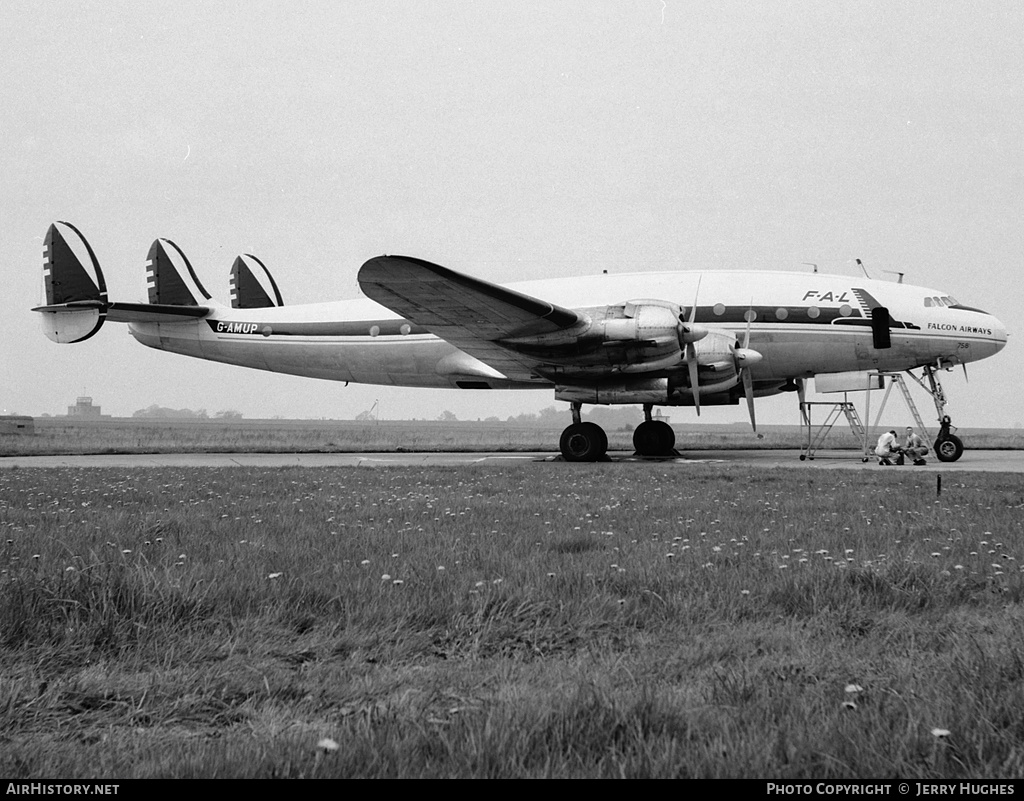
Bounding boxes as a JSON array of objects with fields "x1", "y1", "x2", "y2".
[
  {"x1": 558, "y1": 403, "x2": 678, "y2": 461},
  {"x1": 559, "y1": 403, "x2": 609, "y2": 462},
  {"x1": 633, "y1": 403, "x2": 676, "y2": 457}
]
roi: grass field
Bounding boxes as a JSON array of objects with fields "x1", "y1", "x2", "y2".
[
  {"x1": 4, "y1": 417, "x2": 1024, "y2": 456},
  {"x1": 2, "y1": 464, "x2": 1024, "y2": 778}
]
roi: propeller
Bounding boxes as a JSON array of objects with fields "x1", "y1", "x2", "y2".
[
  {"x1": 677, "y1": 280, "x2": 706, "y2": 415},
  {"x1": 733, "y1": 306, "x2": 763, "y2": 431}
]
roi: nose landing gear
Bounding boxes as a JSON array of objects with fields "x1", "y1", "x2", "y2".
[{"x1": 933, "y1": 415, "x2": 964, "y2": 463}]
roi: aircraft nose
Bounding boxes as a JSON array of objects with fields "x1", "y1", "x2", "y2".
[
  {"x1": 991, "y1": 314, "x2": 1009, "y2": 352},
  {"x1": 980, "y1": 312, "x2": 1009, "y2": 361}
]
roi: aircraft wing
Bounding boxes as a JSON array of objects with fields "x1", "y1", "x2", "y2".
[{"x1": 358, "y1": 255, "x2": 588, "y2": 379}]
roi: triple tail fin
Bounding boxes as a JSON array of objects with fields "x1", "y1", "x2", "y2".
[
  {"x1": 34, "y1": 222, "x2": 212, "y2": 344},
  {"x1": 230, "y1": 254, "x2": 285, "y2": 308}
]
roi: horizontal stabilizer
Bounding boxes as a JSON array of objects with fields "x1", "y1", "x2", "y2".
[{"x1": 230, "y1": 254, "x2": 284, "y2": 308}]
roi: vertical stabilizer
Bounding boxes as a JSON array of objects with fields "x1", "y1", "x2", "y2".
[
  {"x1": 38, "y1": 222, "x2": 108, "y2": 342},
  {"x1": 43, "y1": 222, "x2": 107, "y2": 305},
  {"x1": 230, "y1": 254, "x2": 285, "y2": 308},
  {"x1": 146, "y1": 239, "x2": 212, "y2": 306}
]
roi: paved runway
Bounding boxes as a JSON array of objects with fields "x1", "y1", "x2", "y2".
[{"x1": 2, "y1": 450, "x2": 1023, "y2": 472}]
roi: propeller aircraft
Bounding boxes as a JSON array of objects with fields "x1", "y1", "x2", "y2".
[{"x1": 34, "y1": 222, "x2": 1007, "y2": 461}]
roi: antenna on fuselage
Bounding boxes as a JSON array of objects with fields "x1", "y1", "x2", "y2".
[
  {"x1": 855, "y1": 259, "x2": 870, "y2": 278},
  {"x1": 801, "y1": 262, "x2": 818, "y2": 274},
  {"x1": 882, "y1": 270, "x2": 905, "y2": 284}
]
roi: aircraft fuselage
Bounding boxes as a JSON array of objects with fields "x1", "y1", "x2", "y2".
[{"x1": 128, "y1": 269, "x2": 1007, "y2": 400}]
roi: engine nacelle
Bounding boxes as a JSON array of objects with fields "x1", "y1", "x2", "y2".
[
  {"x1": 602, "y1": 301, "x2": 679, "y2": 344},
  {"x1": 689, "y1": 329, "x2": 742, "y2": 375}
]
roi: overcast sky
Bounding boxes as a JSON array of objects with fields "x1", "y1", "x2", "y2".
[{"x1": 3, "y1": 1, "x2": 1021, "y2": 427}]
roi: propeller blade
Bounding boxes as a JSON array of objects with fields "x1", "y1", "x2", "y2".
[
  {"x1": 797, "y1": 378, "x2": 809, "y2": 426},
  {"x1": 742, "y1": 367, "x2": 756, "y2": 431},
  {"x1": 687, "y1": 342, "x2": 700, "y2": 415},
  {"x1": 738, "y1": 306, "x2": 757, "y2": 431}
]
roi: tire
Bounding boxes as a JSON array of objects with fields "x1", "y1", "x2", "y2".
[
  {"x1": 934, "y1": 434, "x2": 964, "y2": 463},
  {"x1": 560, "y1": 422, "x2": 608, "y2": 462},
  {"x1": 632, "y1": 420, "x2": 675, "y2": 456}
]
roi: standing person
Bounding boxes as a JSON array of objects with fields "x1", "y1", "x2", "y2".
[
  {"x1": 875, "y1": 429, "x2": 899, "y2": 466},
  {"x1": 902, "y1": 426, "x2": 928, "y2": 465}
]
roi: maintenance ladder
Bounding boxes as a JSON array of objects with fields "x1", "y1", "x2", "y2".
[
  {"x1": 799, "y1": 372, "x2": 929, "y2": 461},
  {"x1": 799, "y1": 400, "x2": 866, "y2": 461}
]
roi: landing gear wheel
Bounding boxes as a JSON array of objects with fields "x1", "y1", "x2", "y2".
[
  {"x1": 934, "y1": 434, "x2": 964, "y2": 463},
  {"x1": 560, "y1": 422, "x2": 608, "y2": 462},
  {"x1": 633, "y1": 420, "x2": 675, "y2": 456}
]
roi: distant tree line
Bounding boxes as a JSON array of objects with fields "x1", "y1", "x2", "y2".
[{"x1": 132, "y1": 405, "x2": 242, "y2": 420}]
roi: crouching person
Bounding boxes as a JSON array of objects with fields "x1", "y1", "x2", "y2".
[
  {"x1": 901, "y1": 426, "x2": 928, "y2": 465},
  {"x1": 875, "y1": 429, "x2": 900, "y2": 466}
]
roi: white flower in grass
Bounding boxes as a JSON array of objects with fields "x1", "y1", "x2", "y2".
[
  {"x1": 844, "y1": 684, "x2": 863, "y2": 694},
  {"x1": 360, "y1": 559, "x2": 370, "y2": 566},
  {"x1": 931, "y1": 728, "x2": 951, "y2": 739},
  {"x1": 842, "y1": 700, "x2": 857, "y2": 710},
  {"x1": 392, "y1": 579, "x2": 404, "y2": 586},
  {"x1": 381, "y1": 574, "x2": 391, "y2": 581},
  {"x1": 740, "y1": 590, "x2": 750, "y2": 596},
  {"x1": 317, "y1": 737, "x2": 339, "y2": 752},
  {"x1": 268, "y1": 572, "x2": 283, "y2": 580}
]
